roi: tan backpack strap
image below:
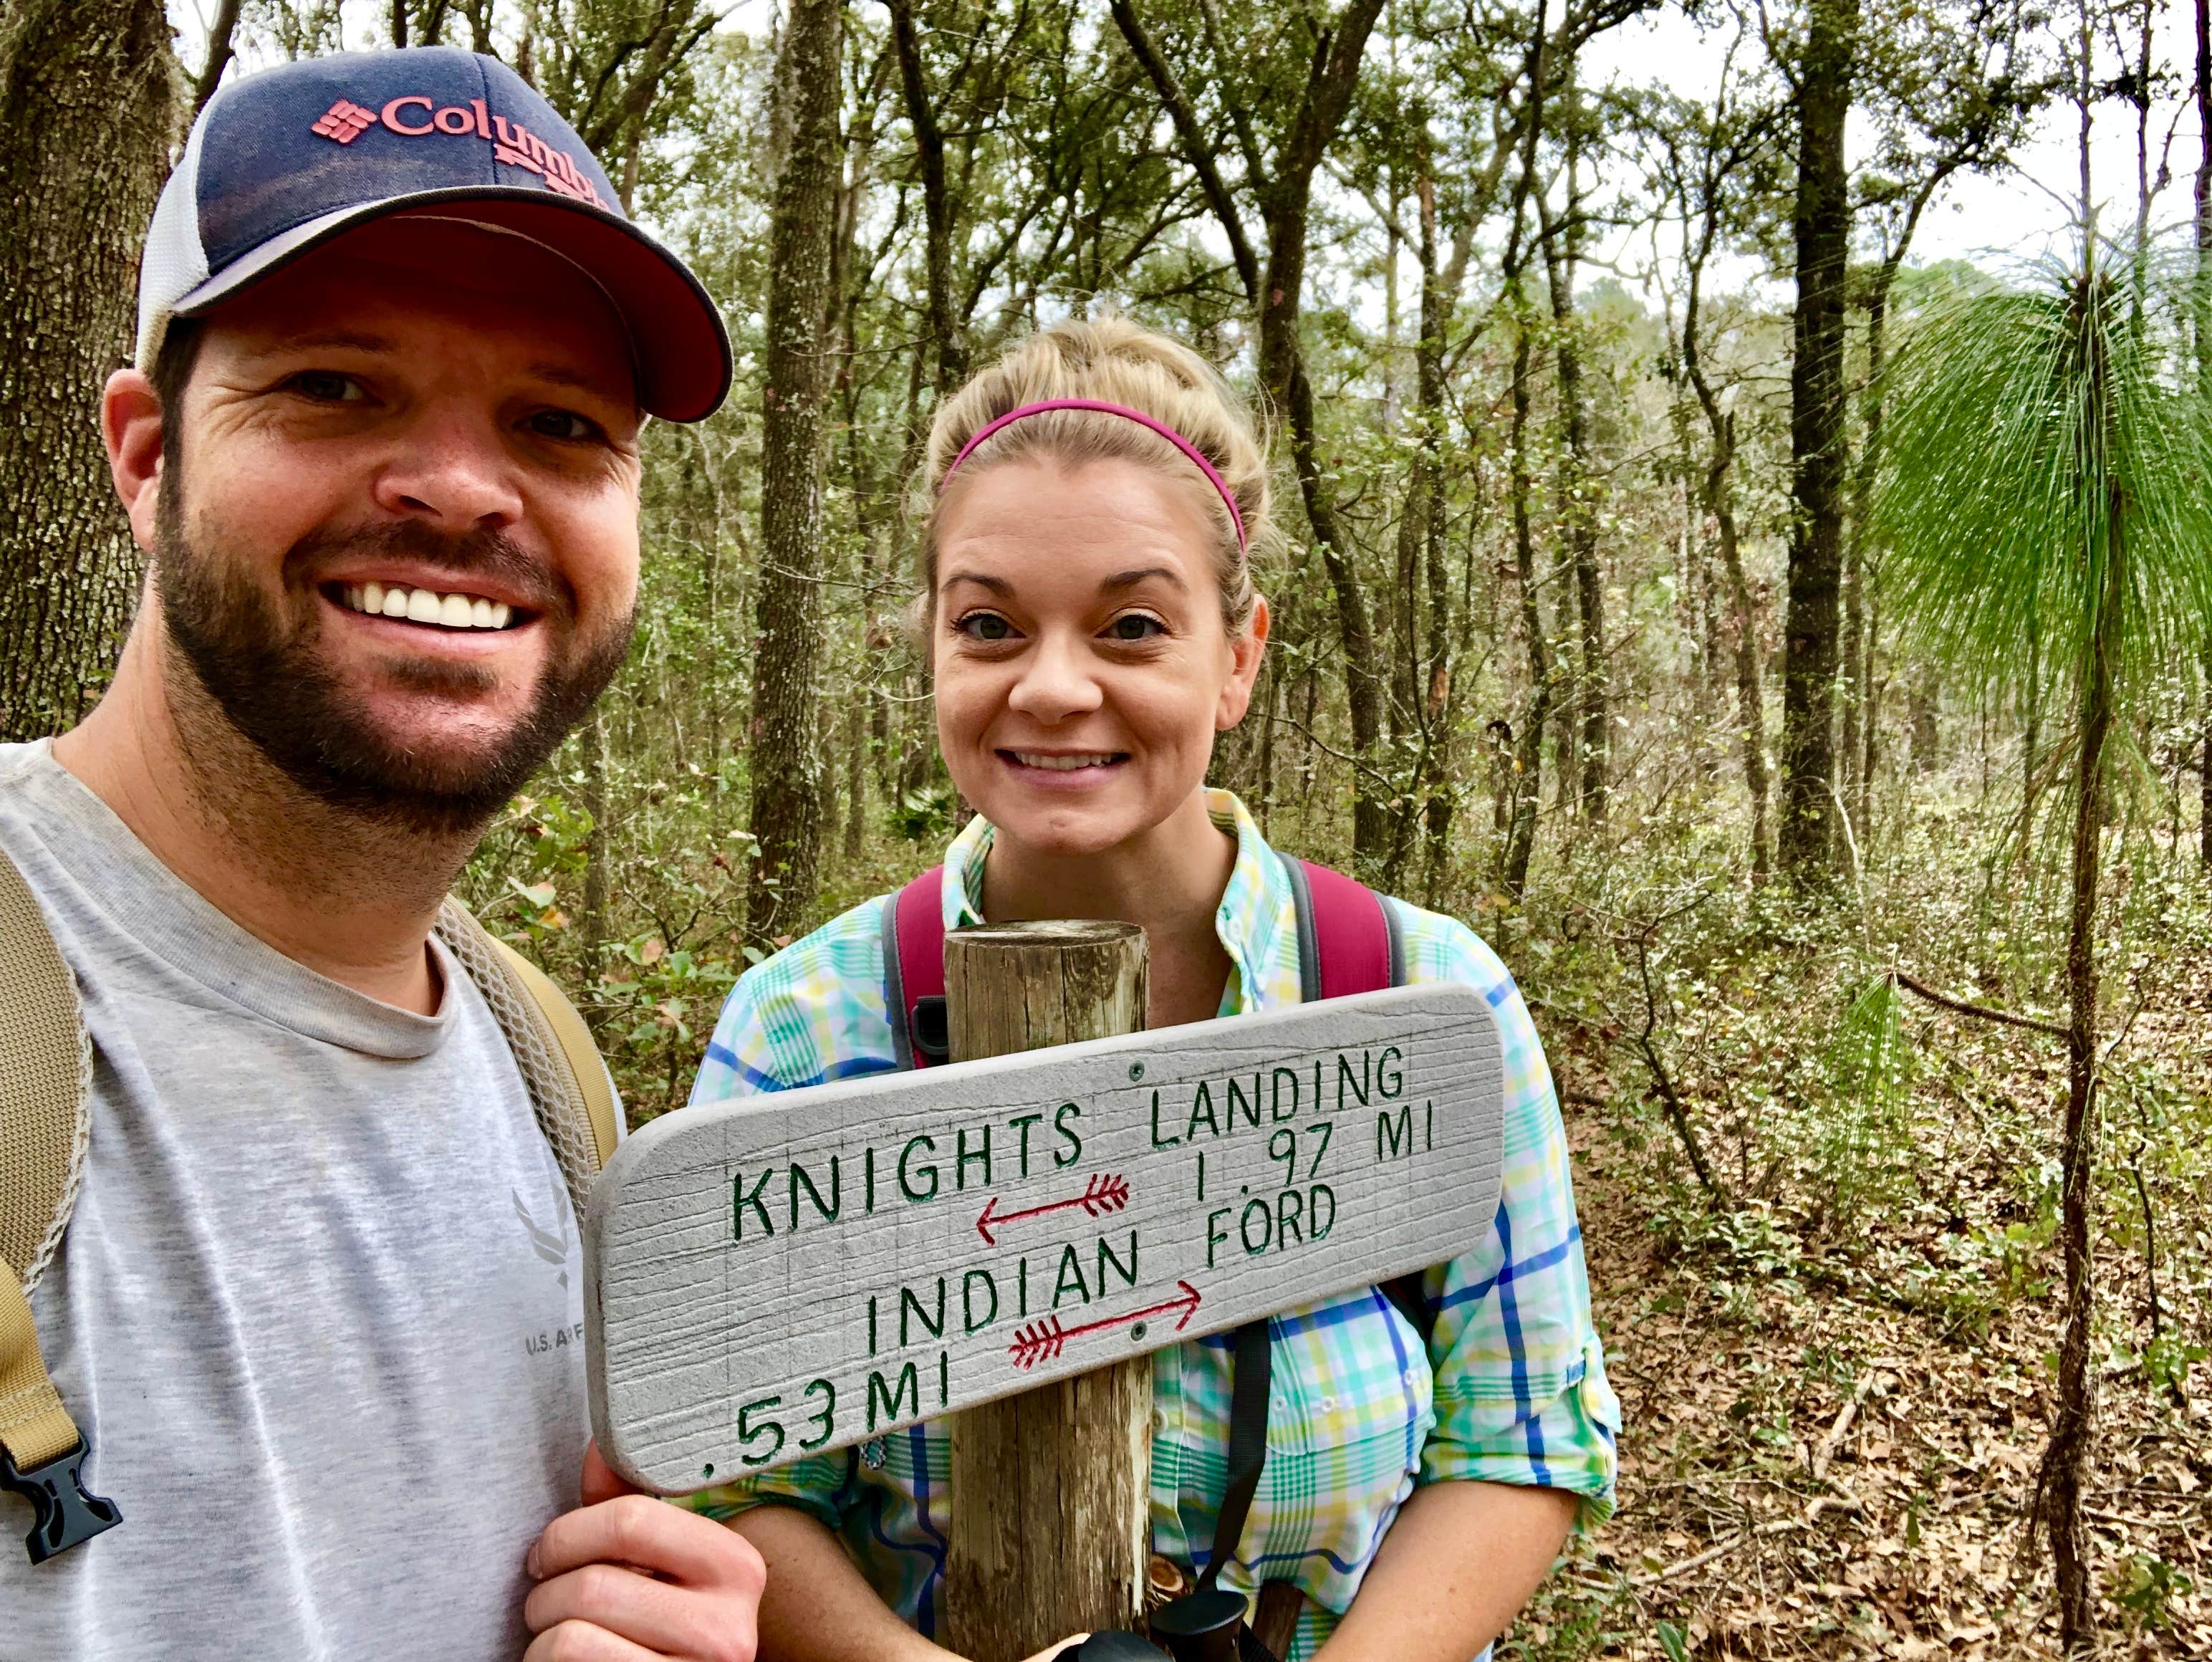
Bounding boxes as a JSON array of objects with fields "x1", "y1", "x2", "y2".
[
  {"x1": 434, "y1": 900, "x2": 617, "y2": 1216},
  {"x1": 0, "y1": 851, "x2": 120, "y2": 1560},
  {"x1": 0, "y1": 1256, "x2": 79, "y2": 1469},
  {"x1": 0, "y1": 850, "x2": 90, "y2": 1299}
]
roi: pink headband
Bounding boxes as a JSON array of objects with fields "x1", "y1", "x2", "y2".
[{"x1": 939, "y1": 397, "x2": 1249, "y2": 551}]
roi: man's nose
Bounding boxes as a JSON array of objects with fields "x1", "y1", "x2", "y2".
[
  {"x1": 1006, "y1": 630, "x2": 1104, "y2": 722},
  {"x1": 369, "y1": 403, "x2": 525, "y2": 532}
]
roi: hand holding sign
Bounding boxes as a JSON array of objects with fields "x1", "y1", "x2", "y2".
[{"x1": 521, "y1": 1443, "x2": 767, "y2": 1661}]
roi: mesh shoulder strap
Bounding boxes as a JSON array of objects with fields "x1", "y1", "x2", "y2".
[
  {"x1": 0, "y1": 850, "x2": 87, "y2": 1303},
  {"x1": 0, "y1": 848, "x2": 119, "y2": 1559},
  {"x1": 435, "y1": 901, "x2": 619, "y2": 1217}
]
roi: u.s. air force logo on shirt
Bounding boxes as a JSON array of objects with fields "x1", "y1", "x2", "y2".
[
  {"x1": 515, "y1": 1184, "x2": 585, "y2": 1359},
  {"x1": 512, "y1": 1186, "x2": 571, "y2": 1290}
]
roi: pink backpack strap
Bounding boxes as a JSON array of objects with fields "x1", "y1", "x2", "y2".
[
  {"x1": 1279, "y1": 854, "x2": 1430, "y2": 1340},
  {"x1": 883, "y1": 866, "x2": 950, "y2": 1068},
  {"x1": 1277, "y1": 853, "x2": 1404, "y2": 1000}
]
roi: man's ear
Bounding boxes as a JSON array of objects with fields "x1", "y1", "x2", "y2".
[
  {"x1": 103, "y1": 369, "x2": 166, "y2": 556},
  {"x1": 1215, "y1": 593, "x2": 1271, "y2": 732}
]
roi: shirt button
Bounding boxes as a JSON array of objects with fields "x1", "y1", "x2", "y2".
[
  {"x1": 1319, "y1": 1396, "x2": 1337, "y2": 1413},
  {"x1": 1271, "y1": 1395, "x2": 1288, "y2": 1413},
  {"x1": 1152, "y1": 1408, "x2": 1168, "y2": 1432}
]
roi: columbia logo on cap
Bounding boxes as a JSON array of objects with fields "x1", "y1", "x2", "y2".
[
  {"x1": 310, "y1": 100, "x2": 378, "y2": 143},
  {"x1": 307, "y1": 89, "x2": 607, "y2": 208}
]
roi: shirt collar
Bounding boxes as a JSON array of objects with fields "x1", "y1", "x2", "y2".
[{"x1": 940, "y1": 789, "x2": 1299, "y2": 1015}]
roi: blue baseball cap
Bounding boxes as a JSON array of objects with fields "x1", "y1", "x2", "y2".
[{"x1": 135, "y1": 47, "x2": 731, "y2": 421}]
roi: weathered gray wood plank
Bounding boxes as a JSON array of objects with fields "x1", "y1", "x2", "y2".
[{"x1": 585, "y1": 981, "x2": 1507, "y2": 1494}]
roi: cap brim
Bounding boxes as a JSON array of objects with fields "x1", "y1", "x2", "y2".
[{"x1": 170, "y1": 187, "x2": 732, "y2": 422}]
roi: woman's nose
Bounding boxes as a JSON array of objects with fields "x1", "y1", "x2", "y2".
[{"x1": 1006, "y1": 630, "x2": 1104, "y2": 723}]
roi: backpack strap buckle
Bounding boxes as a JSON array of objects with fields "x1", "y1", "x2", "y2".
[{"x1": 1, "y1": 1437, "x2": 120, "y2": 1564}]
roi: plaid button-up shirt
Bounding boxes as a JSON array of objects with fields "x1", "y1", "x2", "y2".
[{"x1": 680, "y1": 792, "x2": 1617, "y2": 1659}]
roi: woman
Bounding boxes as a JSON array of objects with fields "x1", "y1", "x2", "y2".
[{"x1": 683, "y1": 318, "x2": 1617, "y2": 1662}]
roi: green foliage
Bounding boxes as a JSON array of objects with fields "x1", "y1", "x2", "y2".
[
  {"x1": 1875, "y1": 246, "x2": 2212, "y2": 719},
  {"x1": 1810, "y1": 974, "x2": 1917, "y2": 1224}
]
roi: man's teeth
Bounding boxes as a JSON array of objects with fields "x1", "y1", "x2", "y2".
[
  {"x1": 1014, "y1": 752, "x2": 1120, "y2": 770},
  {"x1": 339, "y1": 581, "x2": 512, "y2": 630}
]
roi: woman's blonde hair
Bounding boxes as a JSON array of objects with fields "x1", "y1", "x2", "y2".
[{"x1": 915, "y1": 317, "x2": 1271, "y2": 635}]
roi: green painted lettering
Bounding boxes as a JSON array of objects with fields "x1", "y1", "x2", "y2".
[
  {"x1": 1377, "y1": 1045, "x2": 1405, "y2": 1098},
  {"x1": 1206, "y1": 1206, "x2": 1232, "y2": 1267},
  {"x1": 1052, "y1": 1102, "x2": 1084, "y2": 1168},
  {"x1": 962, "y1": 1268, "x2": 999, "y2": 1333},
  {"x1": 956, "y1": 1125, "x2": 992, "y2": 1190},
  {"x1": 898, "y1": 1135, "x2": 940, "y2": 1202},
  {"x1": 789, "y1": 1155, "x2": 841, "y2": 1229},
  {"x1": 1009, "y1": 1112, "x2": 1044, "y2": 1175},
  {"x1": 732, "y1": 1167, "x2": 775, "y2": 1241},
  {"x1": 899, "y1": 1279, "x2": 946, "y2": 1345},
  {"x1": 867, "y1": 1363, "x2": 918, "y2": 1431},
  {"x1": 1052, "y1": 1241, "x2": 1091, "y2": 1308},
  {"x1": 1186, "y1": 1080, "x2": 1221, "y2": 1140},
  {"x1": 1096, "y1": 1230, "x2": 1138, "y2": 1292}
]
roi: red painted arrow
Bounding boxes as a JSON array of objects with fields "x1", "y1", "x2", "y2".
[
  {"x1": 975, "y1": 1172, "x2": 1131, "y2": 1246},
  {"x1": 1006, "y1": 1280, "x2": 1203, "y2": 1370}
]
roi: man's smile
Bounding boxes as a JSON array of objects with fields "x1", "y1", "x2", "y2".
[{"x1": 331, "y1": 580, "x2": 519, "y2": 630}]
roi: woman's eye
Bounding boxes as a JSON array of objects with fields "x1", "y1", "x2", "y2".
[
  {"x1": 288, "y1": 370, "x2": 367, "y2": 404},
  {"x1": 526, "y1": 408, "x2": 603, "y2": 443},
  {"x1": 1105, "y1": 613, "x2": 1165, "y2": 642},
  {"x1": 955, "y1": 612, "x2": 1017, "y2": 643}
]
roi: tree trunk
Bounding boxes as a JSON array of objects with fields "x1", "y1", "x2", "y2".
[
  {"x1": 746, "y1": 0, "x2": 843, "y2": 942},
  {"x1": 1712, "y1": 416, "x2": 1771, "y2": 885},
  {"x1": 1502, "y1": 322, "x2": 1552, "y2": 903},
  {"x1": 0, "y1": 0, "x2": 178, "y2": 741},
  {"x1": 1910, "y1": 676, "x2": 1939, "y2": 774},
  {"x1": 1540, "y1": 112, "x2": 1606, "y2": 825},
  {"x1": 1415, "y1": 169, "x2": 1458, "y2": 906},
  {"x1": 1119, "y1": 0, "x2": 1387, "y2": 870},
  {"x1": 2196, "y1": 0, "x2": 2209, "y2": 869},
  {"x1": 2043, "y1": 463, "x2": 2122, "y2": 1659},
  {"x1": 1779, "y1": 0, "x2": 1859, "y2": 880},
  {"x1": 887, "y1": 0, "x2": 966, "y2": 395}
]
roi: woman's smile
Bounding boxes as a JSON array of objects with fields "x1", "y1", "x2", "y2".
[{"x1": 997, "y1": 747, "x2": 1132, "y2": 784}]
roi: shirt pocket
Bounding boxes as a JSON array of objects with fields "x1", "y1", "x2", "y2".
[{"x1": 1263, "y1": 1288, "x2": 1436, "y2": 1459}]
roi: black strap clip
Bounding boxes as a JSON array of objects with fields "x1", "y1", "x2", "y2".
[
  {"x1": 1, "y1": 1438, "x2": 121, "y2": 1564},
  {"x1": 909, "y1": 995, "x2": 951, "y2": 1062}
]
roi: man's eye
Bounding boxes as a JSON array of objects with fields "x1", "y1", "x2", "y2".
[
  {"x1": 955, "y1": 612, "x2": 1017, "y2": 643},
  {"x1": 526, "y1": 408, "x2": 603, "y2": 442},
  {"x1": 288, "y1": 371, "x2": 367, "y2": 403},
  {"x1": 1105, "y1": 613, "x2": 1166, "y2": 642}
]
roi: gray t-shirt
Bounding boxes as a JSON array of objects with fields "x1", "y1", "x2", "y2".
[{"x1": 0, "y1": 741, "x2": 594, "y2": 1661}]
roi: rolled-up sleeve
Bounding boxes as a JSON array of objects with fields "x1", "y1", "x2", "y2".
[{"x1": 1404, "y1": 917, "x2": 1619, "y2": 1522}]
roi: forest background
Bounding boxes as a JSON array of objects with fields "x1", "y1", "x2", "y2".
[{"x1": 3, "y1": 0, "x2": 2211, "y2": 1654}]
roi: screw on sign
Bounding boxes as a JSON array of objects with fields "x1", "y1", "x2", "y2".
[
  {"x1": 1006, "y1": 1279, "x2": 1204, "y2": 1370},
  {"x1": 975, "y1": 1171, "x2": 1132, "y2": 1245},
  {"x1": 586, "y1": 937, "x2": 1509, "y2": 1656}
]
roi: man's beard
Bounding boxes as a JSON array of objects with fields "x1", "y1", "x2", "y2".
[{"x1": 154, "y1": 479, "x2": 632, "y2": 837}]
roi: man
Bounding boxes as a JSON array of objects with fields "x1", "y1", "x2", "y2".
[{"x1": 0, "y1": 47, "x2": 762, "y2": 1660}]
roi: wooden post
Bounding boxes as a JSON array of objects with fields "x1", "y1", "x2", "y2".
[{"x1": 941, "y1": 920, "x2": 1151, "y2": 1661}]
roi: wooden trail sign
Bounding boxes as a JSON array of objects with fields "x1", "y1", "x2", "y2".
[{"x1": 584, "y1": 979, "x2": 1509, "y2": 1496}]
